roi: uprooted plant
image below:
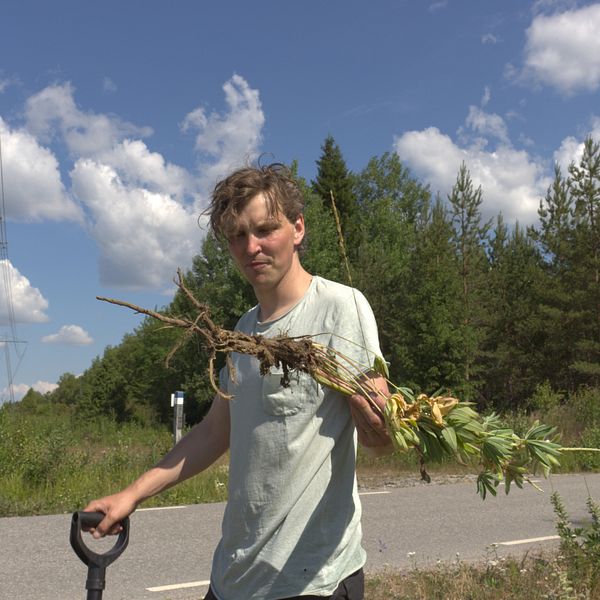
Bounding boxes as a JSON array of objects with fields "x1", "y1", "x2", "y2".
[{"x1": 97, "y1": 270, "x2": 600, "y2": 499}]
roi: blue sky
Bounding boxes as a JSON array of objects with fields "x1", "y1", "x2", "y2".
[{"x1": 1, "y1": 0, "x2": 600, "y2": 402}]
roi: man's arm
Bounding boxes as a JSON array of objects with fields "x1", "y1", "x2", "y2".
[{"x1": 84, "y1": 393, "x2": 230, "y2": 537}]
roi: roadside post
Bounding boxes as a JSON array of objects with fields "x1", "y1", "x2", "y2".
[{"x1": 171, "y1": 390, "x2": 184, "y2": 444}]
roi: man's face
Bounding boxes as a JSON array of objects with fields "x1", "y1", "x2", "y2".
[{"x1": 226, "y1": 193, "x2": 305, "y2": 293}]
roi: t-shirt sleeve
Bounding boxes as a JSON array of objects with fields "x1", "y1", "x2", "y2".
[{"x1": 329, "y1": 289, "x2": 384, "y2": 376}]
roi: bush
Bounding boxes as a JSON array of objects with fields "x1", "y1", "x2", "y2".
[
  {"x1": 570, "y1": 387, "x2": 600, "y2": 430},
  {"x1": 528, "y1": 380, "x2": 563, "y2": 413}
]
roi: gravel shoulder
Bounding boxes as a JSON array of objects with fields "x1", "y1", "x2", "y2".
[{"x1": 357, "y1": 467, "x2": 477, "y2": 491}]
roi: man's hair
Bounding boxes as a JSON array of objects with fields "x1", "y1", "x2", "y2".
[{"x1": 208, "y1": 163, "x2": 305, "y2": 240}]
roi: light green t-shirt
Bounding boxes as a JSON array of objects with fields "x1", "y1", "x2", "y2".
[{"x1": 210, "y1": 276, "x2": 383, "y2": 600}]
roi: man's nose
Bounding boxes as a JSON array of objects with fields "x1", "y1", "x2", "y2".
[{"x1": 246, "y1": 234, "x2": 261, "y2": 255}]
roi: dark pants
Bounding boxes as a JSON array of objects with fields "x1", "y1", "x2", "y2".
[{"x1": 204, "y1": 568, "x2": 364, "y2": 600}]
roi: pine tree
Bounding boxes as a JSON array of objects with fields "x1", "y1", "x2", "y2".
[
  {"x1": 484, "y1": 217, "x2": 545, "y2": 408},
  {"x1": 530, "y1": 164, "x2": 578, "y2": 390},
  {"x1": 403, "y1": 195, "x2": 464, "y2": 393},
  {"x1": 530, "y1": 143, "x2": 600, "y2": 390},
  {"x1": 448, "y1": 163, "x2": 491, "y2": 400},
  {"x1": 568, "y1": 136, "x2": 600, "y2": 383}
]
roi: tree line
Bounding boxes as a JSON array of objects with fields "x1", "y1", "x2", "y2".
[{"x1": 22, "y1": 134, "x2": 600, "y2": 425}]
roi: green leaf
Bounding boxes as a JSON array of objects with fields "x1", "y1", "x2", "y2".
[
  {"x1": 477, "y1": 471, "x2": 499, "y2": 500},
  {"x1": 392, "y1": 430, "x2": 409, "y2": 452},
  {"x1": 441, "y1": 427, "x2": 458, "y2": 453},
  {"x1": 372, "y1": 355, "x2": 389, "y2": 378}
]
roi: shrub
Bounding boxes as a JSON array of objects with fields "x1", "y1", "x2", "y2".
[
  {"x1": 528, "y1": 380, "x2": 563, "y2": 413},
  {"x1": 570, "y1": 387, "x2": 600, "y2": 430}
]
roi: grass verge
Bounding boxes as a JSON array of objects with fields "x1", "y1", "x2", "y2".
[{"x1": 364, "y1": 553, "x2": 582, "y2": 600}]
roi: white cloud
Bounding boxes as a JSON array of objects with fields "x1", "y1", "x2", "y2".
[
  {"x1": 481, "y1": 86, "x2": 491, "y2": 108},
  {"x1": 32, "y1": 380, "x2": 59, "y2": 393},
  {"x1": 1, "y1": 380, "x2": 58, "y2": 402},
  {"x1": 0, "y1": 75, "x2": 18, "y2": 94},
  {"x1": 182, "y1": 74, "x2": 265, "y2": 194},
  {"x1": 394, "y1": 109, "x2": 550, "y2": 225},
  {"x1": 97, "y1": 139, "x2": 197, "y2": 201},
  {"x1": 24, "y1": 82, "x2": 152, "y2": 156},
  {"x1": 520, "y1": 4, "x2": 600, "y2": 94},
  {"x1": 8, "y1": 75, "x2": 264, "y2": 292},
  {"x1": 465, "y1": 105, "x2": 510, "y2": 144},
  {"x1": 481, "y1": 33, "x2": 499, "y2": 45},
  {"x1": 71, "y1": 159, "x2": 199, "y2": 289},
  {"x1": 0, "y1": 260, "x2": 49, "y2": 324},
  {"x1": 428, "y1": 1, "x2": 448, "y2": 13},
  {"x1": 554, "y1": 135, "x2": 583, "y2": 172},
  {"x1": 0, "y1": 118, "x2": 82, "y2": 222},
  {"x1": 42, "y1": 324, "x2": 93, "y2": 345},
  {"x1": 532, "y1": 0, "x2": 578, "y2": 15},
  {"x1": 553, "y1": 116, "x2": 600, "y2": 171},
  {"x1": 103, "y1": 77, "x2": 117, "y2": 93}
]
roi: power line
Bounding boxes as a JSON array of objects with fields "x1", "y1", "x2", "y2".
[{"x1": 0, "y1": 128, "x2": 27, "y2": 402}]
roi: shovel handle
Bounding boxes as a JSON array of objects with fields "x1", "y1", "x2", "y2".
[
  {"x1": 70, "y1": 511, "x2": 130, "y2": 568},
  {"x1": 70, "y1": 511, "x2": 130, "y2": 599},
  {"x1": 76, "y1": 511, "x2": 106, "y2": 530}
]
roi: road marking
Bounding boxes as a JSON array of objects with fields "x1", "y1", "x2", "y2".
[
  {"x1": 147, "y1": 579, "x2": 210, "y2": 592},
  {"x1": 497, "y1": 535, "x2": 559, "y2": 546},
  {"x1": 359, "y1": 490, "x2": 391, "y2": 496},
  {"x1": 137, "y1": 505, "x2": 187, "y2": 512}
]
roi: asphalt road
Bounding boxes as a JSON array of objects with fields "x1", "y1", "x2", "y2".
[{"x1": 2, "y1": 473, "x2": 599, "y2": 600}]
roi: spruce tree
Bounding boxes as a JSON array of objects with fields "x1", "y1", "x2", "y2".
[{"x1": 312, "y1": 135, "x2": 358, "y2": 254}]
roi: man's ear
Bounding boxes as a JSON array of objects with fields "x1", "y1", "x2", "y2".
[{"x1": 293, "y1": 214, "x2": 305, "y2": 247}]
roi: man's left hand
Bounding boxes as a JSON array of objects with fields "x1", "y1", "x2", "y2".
[{"x1": 347, "y1": 375, "x2": 392, "y2": 449}]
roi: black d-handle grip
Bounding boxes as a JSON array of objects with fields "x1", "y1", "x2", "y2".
[
  {"x1": 70, "y1": 511, "x2": 130, "y2": 567},
  {"x1": 70, "y1": 511, "x2": 130, "y2": 600}
]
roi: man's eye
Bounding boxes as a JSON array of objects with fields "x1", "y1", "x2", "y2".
[
  {"x1": 227, "y1": 231, "x2": 244, "y2": 242},
  {"x1": 258, "y1": 224, "x2": 278, "y2": 235}
]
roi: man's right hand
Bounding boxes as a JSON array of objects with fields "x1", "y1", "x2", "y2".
[{"x1": 82, "y1": 490, "x2": 138, "y2": 538}]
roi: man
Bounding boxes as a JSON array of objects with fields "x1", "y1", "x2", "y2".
[{"x1": 84, "y1": 164, "x2": 390, "y2": 599}]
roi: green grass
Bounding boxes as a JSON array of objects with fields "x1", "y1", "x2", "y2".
[
  {"x1": 2, "y1": 385, "x2": 600, "y2": 517},
  {"x1": 0, "y1": 407, "x2": 228, "y2": 517}
]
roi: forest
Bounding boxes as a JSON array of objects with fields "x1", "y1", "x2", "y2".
[{"x1": 17, "y1": 134, "x2": 600, "y2": 427}]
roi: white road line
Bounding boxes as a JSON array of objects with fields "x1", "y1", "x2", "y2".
[
  {"x1": 359, "y1": 490, "x2": 391, "y2": 496},
  {"x1": 497, "y1": 535, "x2": 559, "y2": 546},
  {"x1": 146, "y1": 579, "x2": 210, "y2": 592},
  {"x1": 137, "y1": 505, "x2": 187, "y2": 512}
]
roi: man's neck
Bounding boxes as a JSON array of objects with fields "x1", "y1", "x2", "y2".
[{"x1": 255, "y1": 264, "x2": 312, "y2": 323}]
